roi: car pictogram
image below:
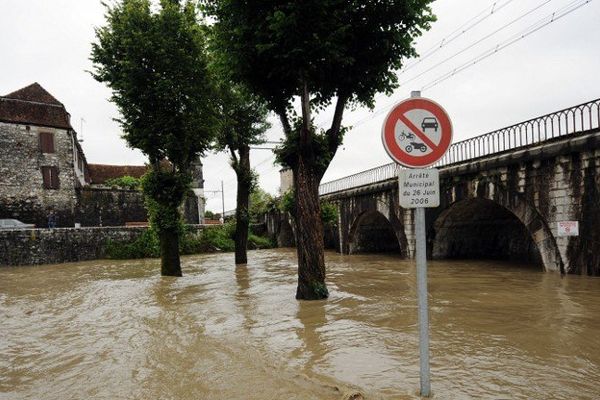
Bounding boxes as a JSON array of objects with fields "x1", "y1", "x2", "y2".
[{"x1": 421, "y1": 117, "x2": 439, "y2": 132}]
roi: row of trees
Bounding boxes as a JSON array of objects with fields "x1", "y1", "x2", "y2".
[{"x1": 91, "y1": 0, "x2": 435, "y2": 299}]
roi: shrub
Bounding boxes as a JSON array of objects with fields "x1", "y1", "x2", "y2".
[
  {"x1": 197, "y1": 223, "x2": 235, "y2": 252},
  {"x1": 105, "y1": 221, "x2": 275, "y2": 259},
  {"x1": 248, "y1": 233, "x2": 276, "y2": 249},
  {"x1": 320, "y1": 201, "x2": 338, "y2": 225},
  {"x1": 104, "y1": 175, "x2": 141, "y2": 190},
  {"x1": 105, "y1": 228, "x2": 159, "y2": 259}
]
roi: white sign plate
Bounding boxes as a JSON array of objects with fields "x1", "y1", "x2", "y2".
[
  {"x1": 399, "y1": 169, "x2": 440, "y2": 208},
  {"x1": 557, "y1": 221, "x2": 579, "y2": 237}
]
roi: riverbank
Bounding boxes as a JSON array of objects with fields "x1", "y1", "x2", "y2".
[{"x1": 0, "y1": 224, "x2": 274, "y2": 266}]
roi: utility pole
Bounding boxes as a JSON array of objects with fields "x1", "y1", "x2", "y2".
[{"x1": 221, "y1": 180, "x2": 225, "y2": 224}]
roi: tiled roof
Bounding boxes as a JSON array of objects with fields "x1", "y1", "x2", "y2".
[
  {"x1": 87, "y1": 164, "x2": 149, "y2": 184},
  {"x1": 4, "y1": 83, "x2": 63, "y2": 105},
  {"x1": 0, "y1": 83, "x2": 72, "y2": 129}
]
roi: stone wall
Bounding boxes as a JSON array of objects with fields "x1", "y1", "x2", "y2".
[
  {"x1": 0, "y1": 121, "x2": 77, "y2": 227},
  {"x1": 0, "y1": 226, "x2": 146, "y2": 266},
  {"x1": 0, "y1": 225, "x2": 205, "y2": 266},
  {"x1": 183, "y1": 194, "x2": 199, "y2": 225},
  {"x1": 75, "y1": 186, "x2": 148, "y2": 226}
]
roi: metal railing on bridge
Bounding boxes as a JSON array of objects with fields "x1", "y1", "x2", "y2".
[{"x1": 319, "y1": 98, "x2": 600, "y2": 196}]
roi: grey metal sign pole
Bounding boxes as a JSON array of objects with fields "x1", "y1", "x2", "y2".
[
  {"x1": 382, "y1": 90, "x2": 452, "y2": 398},
  {"x1": 412, "y1": 89, "x2": 431, "y2": 397},
  {"x1": 415, "y1": 206, "x2": 431, "y2": 397}
]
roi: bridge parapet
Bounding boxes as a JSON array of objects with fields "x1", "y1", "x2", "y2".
[{"x1": 320, "y1": 98, "x2": 600, "y2": 196}]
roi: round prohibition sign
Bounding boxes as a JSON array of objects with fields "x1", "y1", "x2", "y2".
[{"x1": 382, "y1": 97, "x2": 453, "y2": 168}]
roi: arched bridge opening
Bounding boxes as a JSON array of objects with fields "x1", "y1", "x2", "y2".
[
  {"x1": 432, "y1": 198, "x2": 543, "y2": 269},
  {"x1": 349, "y1": 211, "x2": 402, "y2": 254}
]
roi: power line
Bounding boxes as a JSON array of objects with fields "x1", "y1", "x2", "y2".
[
  {"x1": 422, "y1": 0, "x2": 594, "y2": 90},
  {"x1": 346, "y1": 0, "x2": 593, "y2": 130},
  {"x1": 402, "y1": 0, "x2": 517, "y2": 73},
  {"x1": 401, "y1": 0, "x2": 554, "y2": 88},
  {"x1": 322, "y1": 0, "x2": 523, "y2": 127}
]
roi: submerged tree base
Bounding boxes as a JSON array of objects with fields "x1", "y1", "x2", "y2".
[{"x1": 296, "y1": 279, "x2": 329, "y2": 300}]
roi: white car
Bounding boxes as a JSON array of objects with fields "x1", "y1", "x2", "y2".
[{"x1": 0, "y1": 219, "x2": 35, "y2": 230}]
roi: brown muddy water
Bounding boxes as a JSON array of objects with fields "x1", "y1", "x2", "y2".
[{"x1": 1, "y1": 249, "x2": 600, "y2": 400}]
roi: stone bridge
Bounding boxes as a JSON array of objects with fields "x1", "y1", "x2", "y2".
[{"x1": 315, "y1": 99, "x2": 600, "y2": 275}]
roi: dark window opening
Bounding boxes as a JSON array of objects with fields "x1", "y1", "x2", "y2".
[
  {"x1": 41, "y1": 166, "x2": 60, "y2": 189},
  {"x1": 39, "y1": 132, "x2": 55, "y2": 153}
]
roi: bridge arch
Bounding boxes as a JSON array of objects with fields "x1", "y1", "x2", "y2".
[
  {"x1": 348, "y1": 210, "x2": 406, "y2": 255},
  {"x1": 431, "y1": 180, "x2": 563, "y2": 272}
]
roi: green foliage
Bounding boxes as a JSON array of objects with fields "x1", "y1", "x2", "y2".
[
  {"x1": 204, "y1": 210, "x2": 215, "y2": 219},
  {"x1": 105, "y1": 227, "x2": 160, "y2": 259},
  {"x1": 105, "y1": 175, "x2": 141, "y2": 190},
  {"x1": 274, "y1": 123, "x2": 346, "y2": 173},
  {"x1": 310, "y1": 281, "x2": 329, "y2": 299},
  {"x1": 199, "y1": 221, "x2": 236, "y2": 252},
  {"x1": 212, "y1": 84, "x2": 271, "y2": 155},
  {"x1": 249, "y1": 187, "x2": 274, "y2": 222},
  {"x1": 207, "y1": 1, "x2": 436, "y2": 111},
  {"x1": 105, "y1": 222, "x2": 275, "y2": 259},
  {"x1": 248, "y1": 233, "x2": 276, "y2": 249},
  {"x1": 197, "y1": 221, "x2": 275, "y2": 251},
  {"x1": 142, "y1": 170, "x2": 191, "y2": 233},
  {"x1": 91, "y1": 0, "x2": 218, "y2": 168},
  {"x1": 91, "y1": 0, "x2": 220, "y2": 271},
  {"x1": 279, "y1": 190, "x2": 296, "y2": 216},
  {"x1": 277, "y1": 190, "x2": 337, "y2": 225},
  {"x1": 207, "y1": 0, "x2": 435, "y2": 298},
  {"x1": 106, "y1": 226, "x2": 207, "y2": 259},
  {"x1": 320, "y1": 201, "x2": 338, "y2": 225},
  {"x1": 208, "y1": 0, "x2": 436, "y2": 174}
]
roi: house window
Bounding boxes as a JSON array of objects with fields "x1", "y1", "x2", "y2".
[
  {"x1": 41, "y1": 166, "x2": 60, "y2": 189},
  {"x1": 39, "y1": 132, "x2": 55, "y2": 153}
]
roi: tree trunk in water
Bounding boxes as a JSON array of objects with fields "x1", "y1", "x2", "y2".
[
  {"x1": 160, "y1": 228, "x2": 182, "y2": 276},
  {"x1": 293, "y1": 155, "x2": 328, "y2": 300},
  {"x1": 234, "y1": 146, "x2": 251, "y2": 265}
]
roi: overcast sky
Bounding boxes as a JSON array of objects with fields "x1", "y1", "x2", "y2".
[{"x1": 1, "y1": 0, "x2": 599, "y2": 212}]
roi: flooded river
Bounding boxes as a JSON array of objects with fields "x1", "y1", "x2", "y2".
[{"x1": 1, "y1": 249, "x2": 600, "y2": 399}]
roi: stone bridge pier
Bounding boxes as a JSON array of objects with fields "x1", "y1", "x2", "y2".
[{"x1": 325, "y1": 129, "x2": 600, "y2": 275}]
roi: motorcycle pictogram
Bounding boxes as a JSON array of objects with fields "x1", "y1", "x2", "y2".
[{"x1": 405, "y1": 142, "x2": 428, "y2": 153}]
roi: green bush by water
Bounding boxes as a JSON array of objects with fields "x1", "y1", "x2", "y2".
[
  {"x1": 105, "y1": 228, "x2": 160, "y2": 259},
  {"x1": 105, "y1": 222, "x2": 274, "y2": 259}
]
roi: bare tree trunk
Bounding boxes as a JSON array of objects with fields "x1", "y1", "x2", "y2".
[
  {"x1": 293, "y1": 153, "x2": 328, "y2": 300},
  {"x1": 160, "y1": 227, "x2": 182, "y2": 276},
  {"x1": 234, "y1": 146, "x2": 251, "y2": 265}
]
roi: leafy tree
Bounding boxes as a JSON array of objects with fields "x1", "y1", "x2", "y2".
[
  {"x1": 249, "y1": 186, "x2": 274, "y2": 223},
  {"x1": 208, "y1": 0, "x2": 435, "y2": 299},
  {"x1": 212, "y1": 82, "x2": 270, "y2": 264},
  {"x1": 91, "y1": 0, "x2": 218, "y2": 276}
]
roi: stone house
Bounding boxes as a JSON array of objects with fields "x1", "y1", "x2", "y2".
[
  {"x1": 0, "y1": 83, "x2": 87, "y2": 227},
  {"x1": 0, "y1": 83, "x2": 204, "y2": 227}
]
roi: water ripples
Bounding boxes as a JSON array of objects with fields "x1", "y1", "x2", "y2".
[{"x1": 1, "y1": 249, "x2": 600, "y2": 399}]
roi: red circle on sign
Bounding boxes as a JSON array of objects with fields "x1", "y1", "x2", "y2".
[{"x1": 381, "y1": 97, "x2": 453, "y2": 168}]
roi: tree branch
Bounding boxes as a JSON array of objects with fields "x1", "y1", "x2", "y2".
[
  {"x1": 229, "y1": 146, "x2": 239, "y2": 171},
  {"x1": 275, "y1": 105, "x2": 292, "y2": 136},
  {"x1": 300, "y1": 81, "x2": 311, "y2": 134},
  {"x1": 327, "y1": 92, "x2": 349, "y2": 153}
]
